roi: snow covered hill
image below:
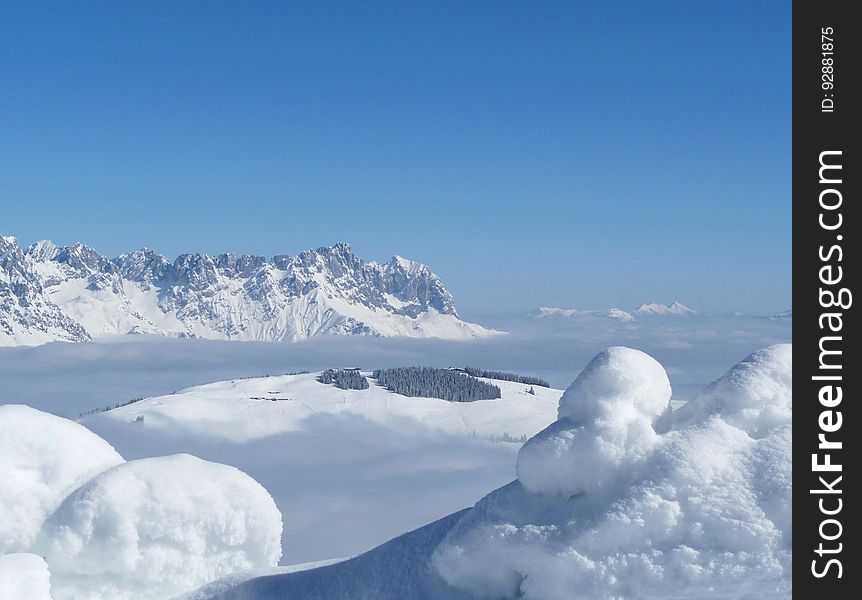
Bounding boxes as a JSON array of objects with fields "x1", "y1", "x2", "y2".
[
  {"x1": 83, "y1": 371, "x2": 561, "y2": 565},
  {"x1": 185, "y1": 345, "x2": 791, "y2": 600},
  {"x1": 0, "y1": 236, "x2": 497, "y2": 346}
]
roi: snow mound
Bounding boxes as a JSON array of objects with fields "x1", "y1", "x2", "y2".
[
  {"x1": 35, "y1": 454, "x2": 283, "y2": 600},
  {"x1": 516, "y1": 347, "x2": 671, "y2": 497},
  {"x1": 556, "y1": 346, "x2": 671, "y2": 422},
  {"x1": 433, "y1": 345, "x2": 792, "y2": 599},
  {"x1": 0, "y1": 404, "x2": 124, "y2": 553},
  {"x1": 0, "y1": 553, "x2": 54, "y2": 600},
  {"x1": 673, "y1": 343, "x2": 791, "y2": 437}
]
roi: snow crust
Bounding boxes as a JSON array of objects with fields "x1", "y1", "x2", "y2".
[
  {"x1": 0, "y1": 404, "x2": 124, "y2": 553},
  {"x1": 34, "y1": 454, "x2": 282, "y2": 600},
  {"x1": 0, "y1": 553, "x2": 54, "y2": 600},
  {"x1": 433, "y1": 344, "x2": 792, "y2": 599}
]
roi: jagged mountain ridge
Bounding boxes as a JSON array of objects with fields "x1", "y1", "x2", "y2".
[{"x1": 0, "y1": 236, "x2": 495, "y2": 346}]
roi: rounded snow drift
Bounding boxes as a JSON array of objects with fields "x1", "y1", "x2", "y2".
[
  {"x1": 36, "y1": 453, "x2": 283, "y2": 600},
  {"x1": 557, "y1": 346, "x2": 671, "y2": 422},
  {"x1": 673, "y1": 343, "x2": 791, "y2": 437},
  {"x1": 517, "y1": 347, "x2": 670, "y2": 498},
  {"x1": 436, "y1": 345, "x2": 793, "y2": 599},
  {"x1": 0, "y1": 404, "x2": 124, "y2": 553}
]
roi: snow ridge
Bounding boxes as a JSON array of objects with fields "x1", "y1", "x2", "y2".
[{"x1": 0, "y1": 237, "x2": 497, "y2": 345}]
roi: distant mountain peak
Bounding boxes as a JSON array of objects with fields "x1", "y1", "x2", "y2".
[
  {"x1": 537, "y1": 306, "x2": 635, "y2": 321},
  {"x1": 0, "y1": 236, "x2": 497, "y2": 346},
  {"x1": 636, "y1": 302, "x2": 695, "y2": 315}
]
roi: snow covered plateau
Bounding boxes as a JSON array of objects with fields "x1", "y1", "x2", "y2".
[
  {"x1": 0, "y1": 345, "x2": 791, "y2": 599},
  {"x1": 0, "y1": 236, "x2": 496, "y2": 346}
]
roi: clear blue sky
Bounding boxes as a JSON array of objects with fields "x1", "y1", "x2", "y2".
[{"x1": 1, "y1": 1, "x2": 790, "y2": 315}]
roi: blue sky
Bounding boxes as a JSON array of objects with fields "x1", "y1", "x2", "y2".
[{"x1": 1, "y1": 1, "x2": 790, "y2": 315}]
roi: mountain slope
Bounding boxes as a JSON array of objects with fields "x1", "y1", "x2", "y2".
[{"x1": 0, "y1": 237, "x2": 497, "y2": 345}]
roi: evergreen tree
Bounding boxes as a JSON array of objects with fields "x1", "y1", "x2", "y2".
[
  {"x1": 462, "y1": 367, "x2": 550, "y2": 388},
  {"x1": 317, "y1": 369, "x2": 370, "y2": 390},
  {"x1": 372, "y1": 367, "x2": 501, "y2": 402}
]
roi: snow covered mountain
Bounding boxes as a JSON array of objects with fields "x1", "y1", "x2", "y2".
[
  {"x1": 0, "y1": 236, "x2": 496, "y2": 345},
  {"x1": 536, "y1": 301, "x2": 695, "y2": 321},
  {"x1": 636, "y1": 301, "x2": 695, "y2": 315},
  {"x1": 537, "y1": 306, "x2": 635, "y2": 321}
]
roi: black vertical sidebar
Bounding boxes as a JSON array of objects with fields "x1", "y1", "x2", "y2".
[{"x1": 793, "y1": 0, "x2": 859, "y2": 596}]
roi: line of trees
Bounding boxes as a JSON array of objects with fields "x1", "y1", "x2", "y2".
[
  {"x1": 372, "y1": 367, "x2": 501, "y2": 402},
  {"x1": 77, "y1": 397, "x2": 144, "y2": 419},
  {"x1": 317, "y1": 369, "x2": 370, "y2": 390},
  {"x1": 463, "y1": 367, "x2": 550, "y2": 388}
]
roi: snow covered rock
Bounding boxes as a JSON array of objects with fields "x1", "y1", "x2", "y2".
[
  {"x1": 0, "y1": 237, "x2": 91, "y2": 345},
  {"x1": 516, "y1": 347, "x2": 671, "y2": 498},
  {"x1": 1, "y1": 237, "x2": 498, "y2": 345},
  {"x1": 0, "y1": 553, "x2": 54, "y2": 600},
  {"x1": 34, "y1": 454, "x2": 282, "y2": 600},
  {"x1": 433, "y1": 345, "x2": 792, "y2": 599},
  {"x1": 0, "y1": 404, "x2": 124, "y2": 553}
]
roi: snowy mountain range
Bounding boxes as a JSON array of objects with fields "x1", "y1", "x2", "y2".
[
  {"x1": 537, "y1": 301, "x2": 695, "y2": 322},
  {"x1": 0, "y1": 236, "x2": 496, "y2": 346}
]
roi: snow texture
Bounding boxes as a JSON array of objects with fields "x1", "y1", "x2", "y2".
[
  {"x1": 432, "y1": 344, "x2": 792, "y2": 599},
  {"x1": 672, "y1": 344, "x2": 792, "y2": 437},
  {"x1": 0, "y1": 553, "x2": 54, "y2": 600},
  {"x1": 0, "y1": 404, "x2": 124, "y2": 553},
  {"x1": 516, "y1": 347, "x2": 672, "y2": 498},
  {"x1": 34, "y1": 454, "x2": 282, "y2": 600}
]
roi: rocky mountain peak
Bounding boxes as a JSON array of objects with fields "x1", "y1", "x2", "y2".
[{"x1": 1, "y1": 236, "x2": 493, "y2": 345}]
